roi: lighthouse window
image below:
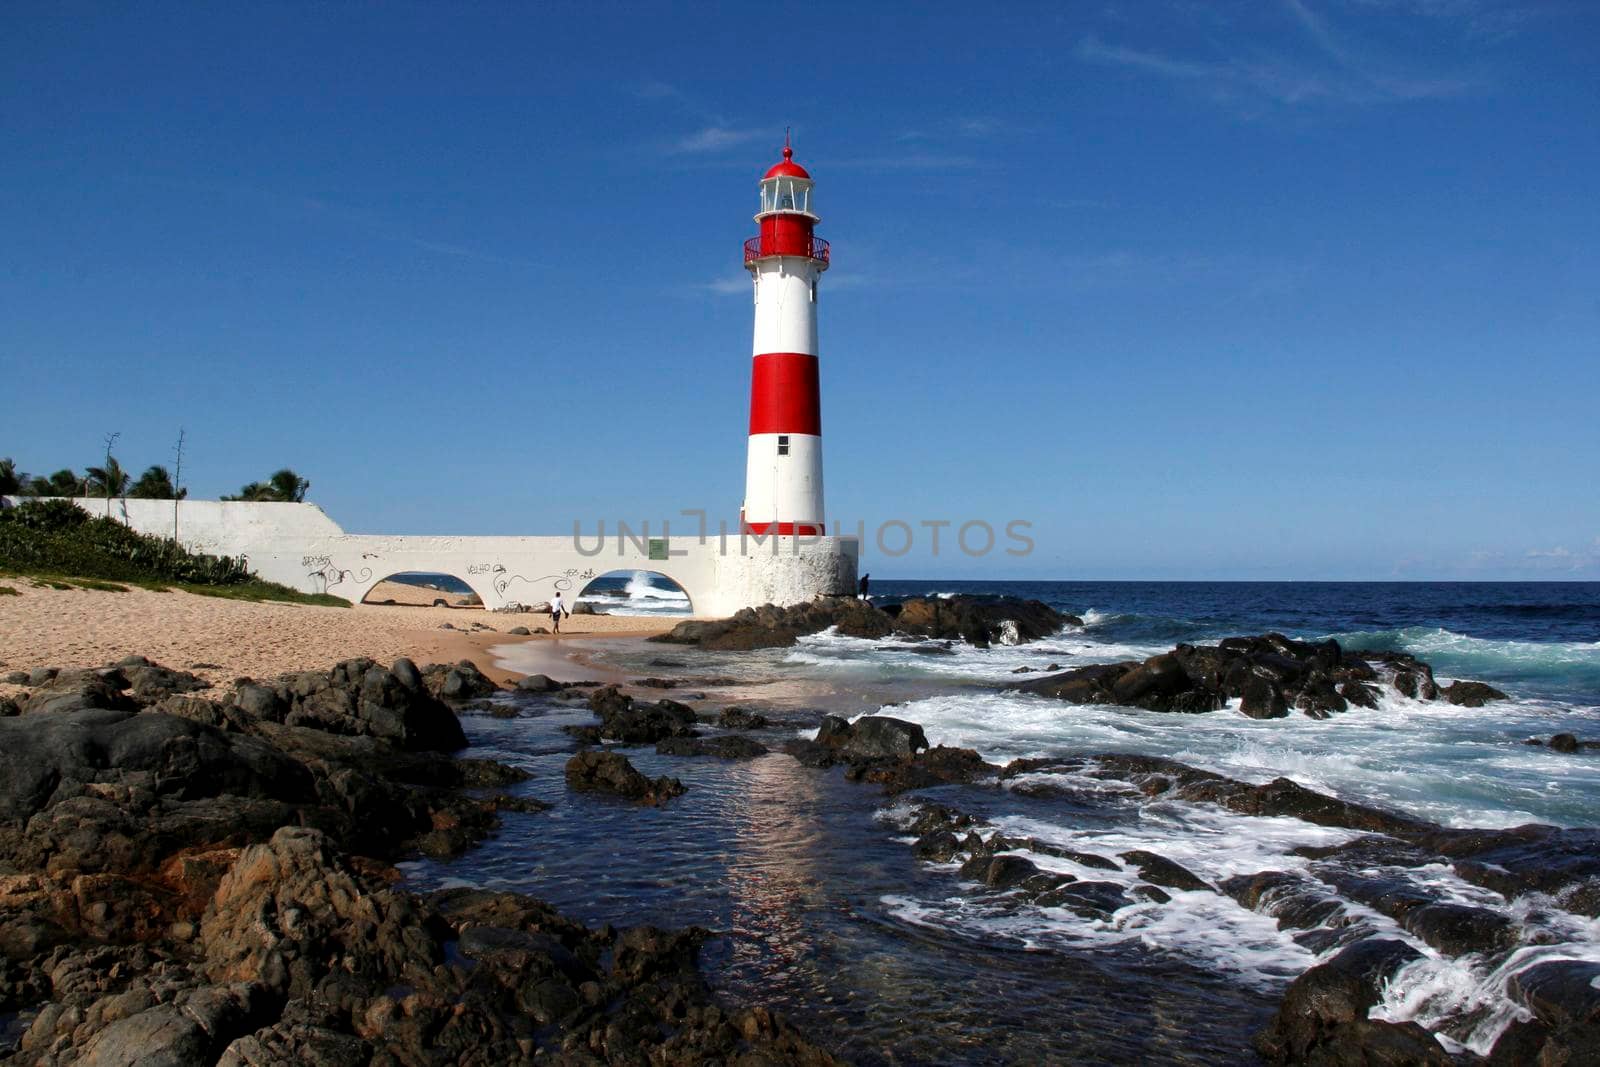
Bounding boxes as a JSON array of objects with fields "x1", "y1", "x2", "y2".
[{"x1": 777, "y1": 435, "x2": 790, "y2": 456}]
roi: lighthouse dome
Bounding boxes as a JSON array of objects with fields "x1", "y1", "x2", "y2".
[{"x1": 763, "y1": 145, "x2": 811, "y2": 180}]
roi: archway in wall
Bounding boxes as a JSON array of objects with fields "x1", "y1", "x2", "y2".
[
  {"x1": 576, "y1": 570, "x2": 693, "y2": 617},
  {"x1": 361, "y1": 571, "x2": 484, "y2": 609}
]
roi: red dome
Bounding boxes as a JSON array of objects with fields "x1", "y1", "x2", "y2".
[{"x1": 763, "y1": 145, "x2": 811, "y2": 180}]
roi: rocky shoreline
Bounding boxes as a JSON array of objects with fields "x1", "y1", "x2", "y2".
[
  {"x1": 0, "y1": 655, "x2": 837, "y2": 1065},
  {"x1": 571, "y1": 606, "x2": 1598, "y2": 1063},
  {"x1": 3, "y1": 600, "x2": 1595, "y2": 1064}
]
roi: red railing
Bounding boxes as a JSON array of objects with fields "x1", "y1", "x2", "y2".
[{"x1": 744, "y1": 236, "x2": 830, "y2": 266}]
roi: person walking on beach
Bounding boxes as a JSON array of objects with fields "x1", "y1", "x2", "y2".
[
  {"x1": 550, "y1": 591, "x2": 568, "y2": 633},
  {"x1": 858, "y1": 572, "x2": 871, "y2": 600}
]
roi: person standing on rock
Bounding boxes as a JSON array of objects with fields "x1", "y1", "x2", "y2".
[
  {"x1": 858, "y1": 573, "x2": 871, "y2": 600},
  {"x1": 550, "y1": 591, "x2": 569, "y2": 633}
]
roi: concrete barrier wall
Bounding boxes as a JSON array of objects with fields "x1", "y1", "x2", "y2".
[{"x1": 10, "y1": 497, "x2": 857, "y2": 617}]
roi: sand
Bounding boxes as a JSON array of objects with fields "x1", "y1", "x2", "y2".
[
  {"x1": 362, "y1": 578, "x2": 480, "y2": 608},
  {"x1": 0, "y1": 581, "x2": 682, "y2": 696}
]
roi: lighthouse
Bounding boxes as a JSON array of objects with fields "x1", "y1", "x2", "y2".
[{"x1": 741, "y1": 141, "x2": 829, "y2": 536}]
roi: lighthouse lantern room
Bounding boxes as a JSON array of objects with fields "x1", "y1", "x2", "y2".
[{"x1": 741, "y1": 141, "x2": 829, "y2": 537}]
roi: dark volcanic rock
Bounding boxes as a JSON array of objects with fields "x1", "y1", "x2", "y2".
[
  {"x1": 653, "y1": 594, "x2": 1071, "y2": 651},
  {"x1": 890, "y1": 595, "x2": 1075, "y2": 648},
  {"x1": 421, "y1": 659, "x2": 500, "y2": 701},
  {"x1": 585, "y1": 687, "x2": 698, "y2": 743},
  {"x1": 1085, "y1": 754, "x2": 1437, "y2": 838},
  {"x1": 717, "y1": 706, "x2": 769, "y2": 730},
  {"x1": 0, "y1": 656, "x2": 836, "y2": 1067},
  {"x1": 1441, "y1": 680, "x2": 1509, "y2": 707},
  {"x1": 1509, "y1": 959, "x2": 1600, "y2": 1030},
  {"x1": 564, "y1": 751, "x2": 686, "y2": 805},
  {"x1": 1120, "y1": 850, "x2": 1211, "y2": 892},
  {"x1": 852, "y1": 746, "x2": 998, "y2": 795},
  {"x1": 1007, "y1": 633, "x2": 1504, "y2": 723},
  {"x1": 1239, "y1": 676, "x2": 1289, "y2": 719},
  {"x1": 16, "y1": 669, "x2": 139, "y2": 716},
  {"x1": 655, "y1": 735, "x2": 769, "y2": 759},
  {"x1": 814, "y1": 714, "x2": 929, "y2": 760},
  {"x1": 1255, "y1": 939, "x2": 1446, "y2": 1064}
]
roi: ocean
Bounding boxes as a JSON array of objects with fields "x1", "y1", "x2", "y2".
[{"x1": 403, "y1": 580, "x2": 1600, "y2": 1063}]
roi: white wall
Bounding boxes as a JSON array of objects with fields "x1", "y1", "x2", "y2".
[{"x1": 9, "y1": 497, "x2": 857, "y2": 617}]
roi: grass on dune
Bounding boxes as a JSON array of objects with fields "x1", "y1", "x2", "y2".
[{"x1": 0, "y1": 499, "x2": 349, "y2": 608}]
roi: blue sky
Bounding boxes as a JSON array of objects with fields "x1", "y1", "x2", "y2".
[{"x1": 3, "y1": 1, "x2": 1596, "y2": 579}]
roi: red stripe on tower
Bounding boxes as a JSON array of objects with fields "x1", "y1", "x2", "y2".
[{"x1": 748, "y1": 353, "x2": 821, "y2": 436}]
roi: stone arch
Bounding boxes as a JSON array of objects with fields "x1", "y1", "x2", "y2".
[
  {"x1": 576, "y1": 569, "x2": 694, "y2": 616},
  {"x1": 357, "y1": 570, "x2": 491, "y2": 609}
]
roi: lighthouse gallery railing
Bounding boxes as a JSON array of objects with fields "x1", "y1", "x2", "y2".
[{"x1": 744, "y1": 236, "x2": 830, "y2": 266}]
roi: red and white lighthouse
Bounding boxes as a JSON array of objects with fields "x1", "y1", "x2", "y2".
[{"x1": 740, "y1": 141, "x2": 829, "y2": 536}]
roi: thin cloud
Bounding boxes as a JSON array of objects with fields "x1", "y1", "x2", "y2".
[
  {"x1": 1075, "y1": 0, "x2": 1479, "y2": 110},
  {"x1": 696, "y1": 271, "x2": 875, "y2": 296},
  {"x1": 1343, "y1": 0, "x2": 1546, "y2": 43},
  {"x1": 122, "y1": 176, "x2": 538, "y2": 268},
  {"x1": 825, "y1": 153, "x2": 987, "y2": 172},
  {"x1": 697, "y1": 276, "x2": 751, "y2": 295},
  {"x1": 671, "y1": 126, "x2": 765, "y2": 154}
]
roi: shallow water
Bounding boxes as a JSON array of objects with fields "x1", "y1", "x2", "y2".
[{"x1": 411, "y1": 581, "x2": 1600, "y2": 1063}]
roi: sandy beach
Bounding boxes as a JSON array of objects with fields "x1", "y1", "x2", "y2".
[{"x1": 0, "y1": 582, "x2": 681, "y2": 697}]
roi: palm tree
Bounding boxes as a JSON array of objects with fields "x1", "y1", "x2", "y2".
[
  {"x1": 223, "y1": 481, "x2": 272, "y2": 502},
  {"x1": 225, "y1": 469, "x2": 310, "y2": 502},
  {"x1": 267, "y1": 468, "x2": 310, "y2": 502},
  {"x1": 85, "y1": 458, "x2": 130, "y2": 498},
  {"x1": 0, "y1": 458, "x2": 20, "y2": 498},
  {"x1": 129, "y1": 465, "x2": 187, "y2": 500},
  {"x1": 30, "y1": 469, "x2": 81, "y2": 497}
]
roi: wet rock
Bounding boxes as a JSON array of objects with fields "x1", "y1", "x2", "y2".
[
  {"x1": 1551, "y1": 733, "x2": 1580, "y2": 753},
  {"x1": 654, "y1": 595, "x2": 1068, "y2": 651},
  {"x1": 1088, "y1": 754, "x2": 1437, "y2": 838},
  {"x1": 514, "y1": 673, "x2": 557, "y2": 692},
  {"x1": 717, "y1": 706, "x2": 769, "y2": 730},
  {"x1": 1338, "y1": 680, "x2": 1382, "y2": 710},
  {"x1": 854, "y1": 746, "x2": 998, "y2": 794},
  {"x1": 563, "y1": 751, "x2": 685, "y2": 805},
  {"x1": 1240, "y1": 676, "x2": 1288, "y2": 719},
  {"x1": 1120, "y1": 850, "x2": 1211, "y2": 892},
  {"x1": 892, "y1": 596, "x2": 1073, "y2": 648},
  {"x1": 1404, "y1": 903, "x2": 1518, "y2": 958},
  {"x1": 587, "y1": 687, "x2": 698, "y2": 743},
  {"x1": 1391, "y1": 666, "x2": 1439, "y2": 702},
  {"x1": 1508, "y1": 959, "x2": 1600, "y2": 1029},
  {"x1": 1011, "y1": 663, "x2": 1131, "y2": 704},
  {"x1": 1010, "y1": 633, "x2": 1501, "y2": 724},
  {"x1": 1031, "y1": 880, "x2": 1132, "y2": 918},
  {"x1": 781, "y1": 740, "x2": 839, "y2": 768},
  {"x1": 1255, "y1": 938, "x2": 1443, "y2": 1064},
  {"x1": 813, "y1": 715, "x2": 928, "y2": 760},
  {"x1": 421, "y1": 660, "x2": 499, "y2": 701},
  {"x1": 1441, "y1": 680, "x2": 1508, "y2": 707},
  {"x1": 561, "y1": 724, "x2": 602, "y2": 746},
  {"x1": 654, "y1": 735, "x2": 769, "y2": 759},
  {"x1": 507, "y1": 625, "x2": 531, "y2": 636},
  {"x1": 975, "y1": 854, "x2": 1040, "y2": 889},
  {"x1": 1437, "y1": 825, "x2": 1600, "y2": 905},
  {"x1": 912, "y1": 830, "x2": 963, "y2": 862}
]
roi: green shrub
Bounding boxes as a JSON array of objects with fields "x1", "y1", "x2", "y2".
[{"x1": 0, "y1": 499, "x2": 252, "y2": 585}]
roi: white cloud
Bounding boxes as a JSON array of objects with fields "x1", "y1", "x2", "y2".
[
  {"x1": 1075, "y1": 0, "x2": 1479, "y2": 110},
  {"x1": 671, "y1": 126, "x2": 765, "y2": 154}
]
